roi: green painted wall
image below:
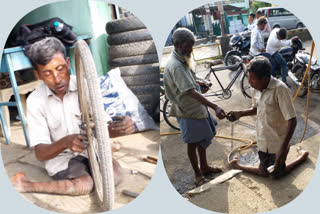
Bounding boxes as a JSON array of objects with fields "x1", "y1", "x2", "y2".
[{"x1": 14, "y1": 0, "x2": 112, "y2": 76}]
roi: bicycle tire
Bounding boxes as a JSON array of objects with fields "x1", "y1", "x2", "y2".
[
  {"x1": 163, "y1": 99, "x2": 180, "y2": 130},
  {"x1": 75, "y1": 40, "x2": 114, "y2": 211},
  {"x1": 240, "y1": 70, "x2": 252, "y2": 99}
]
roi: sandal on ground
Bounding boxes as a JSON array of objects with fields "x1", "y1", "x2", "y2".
[
  {"x1": 194, "y1": 176, "x2": 208, "y2": 186},
  {"x1": 202, "y1": 166, "x2": 223, "y2": 177}
]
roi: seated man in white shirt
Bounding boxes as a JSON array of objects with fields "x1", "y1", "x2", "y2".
[
  {"x1": 266, "y1": 28, "x2": 298, "y2": 85},
  {"x1": 227, "y1": 56, "x2": 309, "y2": 178},
  {"x1": 10, "y1": 37, "x2": 125, "y2": 195}
]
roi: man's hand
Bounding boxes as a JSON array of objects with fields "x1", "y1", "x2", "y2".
[
  {"x1": 200, "y1": 85, "x2": 209, "y2": 94},
  {"x1": 34, "y1": 134, "x2": 87, "y2": 161},
  {"x1": 226, "y1": 111, "x2": 242, "y2": 122},
  {"x1": 261, "y1": 48, "x2": 266, "y2": 53},
  {"x1": 214, "y1": 106, "x2": 226, "y2": 120},
  {"x1": 109, "y1": 115, "x2": 135, "y2": 137},
  {"x1": 197, "y1": 80, "x2": 210, "y2": 94},
  {"x1": 63, "y1": 134, "x2": 88, "y2": 153}
]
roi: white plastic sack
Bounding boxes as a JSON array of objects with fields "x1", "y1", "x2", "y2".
[{"x1": 100, "y1": 67, "x2": 159, "y2": 131}]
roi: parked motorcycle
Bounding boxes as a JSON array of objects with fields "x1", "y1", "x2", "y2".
[
  {"x1": 224, "y1": 32, "x2": 251, "y2": 66},
  {"x1": 288, "y1": 52, "x2": 320, "y2": 97}
]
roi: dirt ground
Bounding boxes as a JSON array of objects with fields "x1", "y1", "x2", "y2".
[
  {"x1": 0, "y1": 127, "x2": 159, "y2": 213},
  {"x1": 160, "y1": 44, "x2": 320, "y2": 213}
]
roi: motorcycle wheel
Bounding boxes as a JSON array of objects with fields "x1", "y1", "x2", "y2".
[
  {"x1": 224, "y1": 51, "x2": 241, "y2": 66},
  {"x1": 291, "y1": 65, "x2": 308, "y2": 97}
]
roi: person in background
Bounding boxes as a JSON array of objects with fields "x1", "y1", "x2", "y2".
[
  {"x1": 247, "y1": 13, "x2": 257, "y2": 32},
  {"x1": 256, "y1": 10, "x2": 271, "y2": 39},
  {"x1": 266, "y1": 28, "x2": 299, "y2": 85}
]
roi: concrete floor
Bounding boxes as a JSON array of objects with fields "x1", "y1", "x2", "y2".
[
  {"x1": 160, "y1": 43, "x2": 320, "y2": 213},
  {"x1": 0, "y1": 124, "x2": 159, "y2": 213}
]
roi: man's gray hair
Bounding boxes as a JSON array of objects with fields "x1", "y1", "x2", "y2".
[
  {"x1": 172, "y1": 27, "x2": 196, "y2": 46},
  {"x1": 27, "y1": 37, "x2": 67, "y2": 70}
]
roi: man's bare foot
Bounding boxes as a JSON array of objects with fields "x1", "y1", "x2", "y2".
[
  {"x1": 113, "y1": 158, "x2": 123, "y2": 186},
  {"x1": 296, "y1": 146, "x2": 309, "y2": 161},
  {"x1": 10, "y1": 172, "x2": 29, "y2": 192},
  {"x1": 229, "y1": 157, "x2": 241, "y2": 169},
  {"x1": 111, "y1": 141, "x2": 121, "y2": 153},
  {"x1": 200, "y1": 165, "x2": 222, "y2": 176}
]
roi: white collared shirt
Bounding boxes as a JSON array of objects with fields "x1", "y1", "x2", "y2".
[
  {"x1": 247, "y1": 22, "x2": 257, "y2": 32},
  {"x1": 27, "y1": 75, "x2": 88, "y2": 176},
  {"x1": 266, "y1": 28, "x2": 292, "y2": 55},
  {"x1": 251, "y1": 77, "x2": 296, "y2": 153},
  {"x1": 250, "y1": 27, "x2": 265, "y2": 56}
]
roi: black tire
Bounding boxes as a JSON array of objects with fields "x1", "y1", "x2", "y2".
[
  {"x1": 109, "y1": 53, "x2": 159, "y2": 67},
  {"x1": 153, "y1": 102, "x2": 160, "y2": 123},
  {"x1": 163, "y1": 99, "x2": 180, "y2": 130},
  {"x1": 297, "y1": 23, "x2": 304, "y2": 29},
  {"x1": 121, "y1": 73, "x2": 159, "y2": 86},
  {"x1": 129, "y1": 84, "x2": 159, "y2": 96},
  {"x1": 241, "y1": 70, "x2": 252, "y2": 99},
  {"x1": 109, "y1": 40, "x2": 157, "y2": 59},
  {"x1": 119, "y1": 64, "x2": 160, "y2": 116},
  {"x1": 75, "y1": 40, "x2": 114, "y2": 211},
  {"x1": 292, "y1": 65, "x2": 308, "y2": 97},
  {"x1": 136, "y1": 94, "x2": 157, "y2": 117},
  {"x1": 224, "y1": 50, "x2": 241, "y2": 66},
  {"x1": 118, "y1": 63, "x2": 159, "y2": 76},
  {"x1": 107, "y1": 29, "x2": 153, "y2": 45},
  {"x1": 133, "y1": 85, "x2": 159, "y2": 117},
  {"x1": 106, "y1": 16, "x2": 146, "y2": 34},
  {"x1": 106, "y1": 16, "x2": 159, "y2": 119}
]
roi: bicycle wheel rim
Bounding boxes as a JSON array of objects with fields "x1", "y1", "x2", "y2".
[
  {"x1": 163, "y1": 99, "x2": 180, "y2": 130},
  {"x1": 241, "y1": 70, "x2": 252, "y2": 99},
  {"x1": 75, "y1": 40, "x2": 114, "y2": 211}
]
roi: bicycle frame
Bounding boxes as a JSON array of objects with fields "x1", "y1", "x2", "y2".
[{"x1": 203, "y1": 63, "x2": 244, "y2": 99}]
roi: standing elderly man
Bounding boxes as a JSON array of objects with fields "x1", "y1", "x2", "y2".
[
  {"x1": 163, "y1": 28, "x2": 226, "y2": 185},
  {"x1": 227, "y1": 56, "x2": 309, "y2": 178},
  {"x1": 10, "y1": 37, "x2": 124, "y2": 195}
]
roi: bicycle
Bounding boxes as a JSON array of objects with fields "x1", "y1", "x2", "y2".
[
  {"x1": 75, "y1": 40, "x2": 114, "y2": 211},
  {"x1": 162, "y1": 57, "x2": 251, "y2": 130}
]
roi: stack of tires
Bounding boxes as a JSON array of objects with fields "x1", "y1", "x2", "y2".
[{"x1": 106, "y1": 16, "x2": 159, "y2": 122}]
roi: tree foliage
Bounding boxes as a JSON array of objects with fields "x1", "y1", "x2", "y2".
[{"x1": 251, "y1": 1, "x2": 272, "y2": 13}]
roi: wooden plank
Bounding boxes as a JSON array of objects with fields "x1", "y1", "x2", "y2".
[{"x1": 187, "y1": 169, "x2": 242, "y2": 196}]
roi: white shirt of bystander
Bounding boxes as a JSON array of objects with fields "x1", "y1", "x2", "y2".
[
  {"x1": 250, "y1": 27, "x2": 265, "y2": 56},
  {"x1": 266, "y1": 28, "x2": 292, "y2": 55}
]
